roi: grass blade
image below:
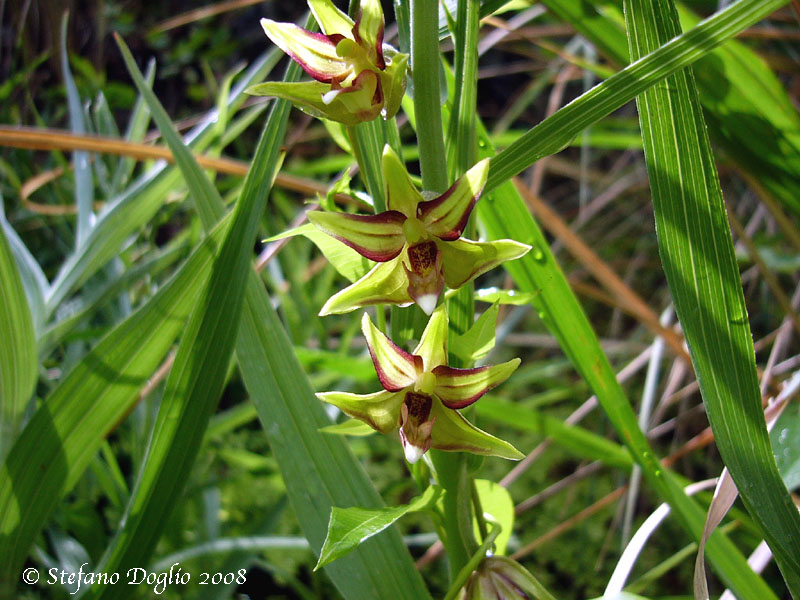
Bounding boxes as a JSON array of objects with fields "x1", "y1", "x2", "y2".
[
  {"x1": 0, "y1": 214, "x2": 232, "y2": 589},
  {"x1": 624, "y1": 0, "x2": 800, "y2": 594},
  {"x1": 485, "y1": 0, "x2": 791, "y2": 193},
  {"x1": 0, "y1": 212, "x2": 37, "y2": 459},
  {"x1": 60, "y1": 12, "x2": 93, "y2": 246}
]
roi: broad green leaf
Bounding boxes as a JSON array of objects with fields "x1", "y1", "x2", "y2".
[
  {"x1": 452, "y1": 302, "x2": 498, "y2": 362},
  {"x1": 315, "y1": 486, "x2": 438, "y2": 570},
  {"x1": 470, "y1": 93, "x2": 779, "y2": 600},
  {"x1": 0, "y1": 216, "x2": 37, "y2": 459},
  {"x1": 0, "y1": 205, "x2": 47, "y2": 334},
  {"x1": 485, "y1": 0, "x2": 792, "y2": 194},
  {"x1": 0, "y1": 213, "x2": 232, "y2": 586},
  {"x1": 319, "y1": 419, "x2": 377, "y2": 437},
  {"x1": 473, "y1": 479, "x2": 513, "y2": 555},
  {"x1": 624, "y1": 1, "x2": 800, "y2": 594}
]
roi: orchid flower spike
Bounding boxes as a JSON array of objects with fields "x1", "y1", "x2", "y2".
[
  {"x1": 310, "y1": 145, "x2": 531, "y2": 315},
  {"x1": 247, "y1": 0, "x2": 408, "y2": 125},
  {"x1": 317, "y1": 306, "x2": 524, "y2": 463}
]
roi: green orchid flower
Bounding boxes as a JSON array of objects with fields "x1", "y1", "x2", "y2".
[
  {"x1": 318, "y1": 306, "x2": 524, "y2": 463},
  {"x1": 247, "y1": 0, "x2": 408, "y2": 125},
  {"x1": 309, "y1": 145, "x2": 531, "y2": 315}
]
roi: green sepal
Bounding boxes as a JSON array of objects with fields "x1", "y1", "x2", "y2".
[
  {"x1": 319, "y1": 254, "x2": 412, "y2": 315},
  {"x1": 316, "y1": 389, "x2": 405, "y2": 434},
  {"x1": 430, "y1": 402, "x2": 523, "y2": 460},
  {"x1": 439, "y1": 238, "x2": 530, "y2": 289}
]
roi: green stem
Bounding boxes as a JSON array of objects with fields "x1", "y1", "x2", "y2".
[
  {"x1": 346, "y1": 123, "x2": 386, "y2": 212},
  {"x1": 442, "y1": 522, "x2": 501, "y2": 600},
  {"x1": 430, "y1": 450, "x2": 476, "y2": 576},
  {"x1": 411, "y1": 0, "x2": 448, "y2": 192}
]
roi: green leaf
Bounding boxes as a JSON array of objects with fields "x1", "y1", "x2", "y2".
[
  {"x1": 624, "y1": 0, "x2": 800, "y2": 595},
  {"x1": 452, "y1": 302, "x2": 498, "y2": 362},
  {"x1": 485, "y1": 0, "x2": 791, "y2": 194},
  {"x1": 473, "y1": 479, "x2": 513, "y2": 555},
  {"x1": 319, "y1": 419, "x2": 377, "y2": 437},
  {"x1": 0, "y1": 215, "x2": 37, "y2": 459},
  {"x1": 470, "y1": 89, "x2": 779, "y2": 600},
  {"x1": 315, "y1": 486, "x2": 438, "y2": 570},
  {"x1": 60, "y1": 13, "x2": 93, "y2": 246}
]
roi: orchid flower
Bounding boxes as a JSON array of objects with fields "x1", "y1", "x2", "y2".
[
  {"x1": 247, "y1": 0, "x2": 408, "y2": 125},
  {"x1": 318, "y1": 306, "x2": 523, "y2": 463},
  {"x1": 309, "y1": 145, "x2": 531, "y2": 315}
]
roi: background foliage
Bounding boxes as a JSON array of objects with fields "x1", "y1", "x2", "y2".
[{"x1": 1, "y1": 0, "x2": 799, "y2": 598}]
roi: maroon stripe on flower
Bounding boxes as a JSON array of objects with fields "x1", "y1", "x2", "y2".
[
  {"x1": 417, "y1": 187, "x2": 476, "y2": 241},
  {"x1": 366, "y1": 343, "x2": 423, "y2": 392},
  {"x1": 309, "y1": 210, "x2": 407, "y2": 262},
  {"x1": 284, "y1": 31, "x2": 342, "y2": 83},
  {"x1": 432, "y1": 365, "x2": 491, "y2": 408}
]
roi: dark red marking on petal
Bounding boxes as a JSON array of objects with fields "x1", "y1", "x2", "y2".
[
  {"x1": 407, "y1": 240, "x2": 438, "y2": 274},
  {"x1": 366, "y1": 337, "x2": 423, "y2": 392},
  {"x1": 399, "y1": 392, "x2": 435, "y2": 454},
  {"x1": 432, "y1": 364, "x2": 492, "y2": 408},
  {"x1": 417, "y1": 183, "x2": 477, "y2": 241},
  {"x1": 283, "y1": 31, "x2": 344, "y2": 83},
  {"x1": 311, "y1": 210, "x2": 406, "y2": 262}
]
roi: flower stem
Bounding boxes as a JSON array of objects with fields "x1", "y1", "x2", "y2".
[
  {"x1": 430, "y1": 450, "x2": 477, "y2": 575},
  {"x1": 411, "y1": 0, "x2": 448, "y2": 192}
]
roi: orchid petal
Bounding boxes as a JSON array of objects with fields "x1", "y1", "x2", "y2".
[
  {"x1": 403, "y1": 242, "x2": 444, "y2": 315},
  {"x1": 319, "y1": 255, "x2": 412, "y2": 315},
  {"x1": 418, "y1": 159, "x2": 490, "y2": 240},
  {"x1": 433, "y1": 358, "x2": 520, "y2": 409},
  {"x1": 307, "y1": 210, "x2": 406, "y2": 262},
  {"x1": 260, "y1": 19, "x2": 345, "y2": 82},
  {"x1": 362, "y1": 313, "x2": 421, "y2": 391},
  {"x1": 429, "y1": 402, "x2": 523, "y2": 460},
  {"x1": 245, "y1": 75, "x2": 379, "y2": 126},
  {"x1": 317, "y1": 389, "x2": 405, "y2": 434},
  {"x1": 439, "y1": 238, "x2": 531, "y2": 290},
  {"x1": 308, "y1": 0, "x2": 354, "y2": 36},
  {"x1": 413, "y1": 304, "x2": 449, "y2": 370},
  {"x1": 382, "y1": 145, "x2": 425, "y2": 218},
  {"x1": 399, "y1": 392, "x2": 435, "y2": 462},
  {"x1": 354, "y1": 0, "x2": 385, "y2": 68}
]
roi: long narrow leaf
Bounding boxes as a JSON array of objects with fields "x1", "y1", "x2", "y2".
[
  {"x1": 485, "y1": 0, "x2": 791, "y2": 193},
  {"x1": 624, "y1": 0, "x2": 800, "y2": 595},
  {"x1": 0, "y1": 215, "x2": 37, "y2": 459}
]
